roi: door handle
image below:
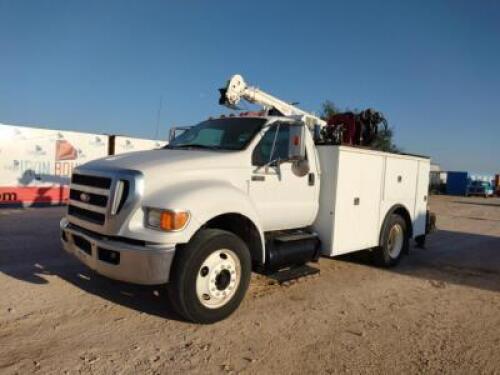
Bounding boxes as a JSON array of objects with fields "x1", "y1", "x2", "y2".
[
  {"x1": 308, "y1": 173, "x2": 315, "y2": 186},
  {"x1": 251, "y1": 175, "x2": 265, "y2": 182}
]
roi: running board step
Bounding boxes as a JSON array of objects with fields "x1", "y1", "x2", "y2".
[
  {"x1": 274, "y1": 232, "x2": 319, "y2": 243},
  {"x1": 267, "y1": 264, "x2": 320, "y2": 284}
]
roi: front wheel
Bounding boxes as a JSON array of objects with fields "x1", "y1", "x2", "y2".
[
  {"x1": 373, "y1": 214, "x2": 409, "y2": 267},
  {"x1": 167, "y1": 229, "x2": 251, "y2": 324}
]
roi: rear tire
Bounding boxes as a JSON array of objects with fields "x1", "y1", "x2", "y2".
[
  {"x1": 373, "y1": 214, "x2": 408, "y2": 267},
  {"x1": 167, "y1": 229, "x2": 251, "y2": 324}
]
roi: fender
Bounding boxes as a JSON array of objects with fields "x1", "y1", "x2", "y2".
[{"x1": 143, "y1": 179, "x2": 266, "y2": 261}]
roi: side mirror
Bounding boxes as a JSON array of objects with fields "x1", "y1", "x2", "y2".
[
  {"x1": 168, "y1": 126, "x2": 192, "y2": 143},
  {"x1": 292, "y1": 159, "x2": 310, "y2": 177},
  {"x1": 289, "y1": 125, "x2": 309, "y2": 177},
  {"x1": 288, "y1": 124, "x2": 306, "y2": 160}
]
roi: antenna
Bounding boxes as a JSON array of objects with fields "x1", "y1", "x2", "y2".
[{"x1": 155, "y1": 95, "x2": 163, "y2": 139}]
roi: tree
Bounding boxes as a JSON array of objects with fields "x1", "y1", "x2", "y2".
[
  {"x1": 319, "y1": 100, "x2": 401, "y2": 153},
  {"x1": 370, "y1": 126, "x2": 401, "y2": 153},
  {"x1": 320, "y1": 100, "x2": 341, "y2": 119}
]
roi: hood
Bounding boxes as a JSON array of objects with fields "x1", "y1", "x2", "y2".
[{"x1": 79, "y1": 148, "x2": 247, "y2": 174}]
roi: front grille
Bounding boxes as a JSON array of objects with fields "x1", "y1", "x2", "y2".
[
  {"x1": 68, "y1": 172, "x2": 113, "y2": 226},
  {"x1": 69, "y1": 205, "x2": 106, "y2": 225},
  {"x1": 70, "y1": 189, "x2": 108, "y2": 207},
  {"x1": 71, "y1": 174, "x2": 111, "y2": 189},
  {"x1": 67, "y1": 171, "x2": 135, "y2": 228}
]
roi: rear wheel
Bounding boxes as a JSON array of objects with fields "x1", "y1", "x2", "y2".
[
  {"x1": 167, "y1": 229, "x2": 251, "y2": 324},
  {"x1": 373, "y1": 214, "x2": 408, "y2": 267}
]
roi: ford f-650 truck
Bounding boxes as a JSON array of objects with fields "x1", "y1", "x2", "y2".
[{"x1": 61, "y1": 75, "x2": 433, "y2": 323}]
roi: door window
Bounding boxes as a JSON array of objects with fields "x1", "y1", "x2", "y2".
[{"x1": 252, "y1": 124, "x2": 290, "y2": 166}]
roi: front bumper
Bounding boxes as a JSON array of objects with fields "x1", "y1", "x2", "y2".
[{"x1": 60, "y1": 218, "x2": 175, "y2": 285}]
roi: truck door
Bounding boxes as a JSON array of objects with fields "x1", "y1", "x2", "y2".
[{"x1": 249, "y1": 123, "x2": 318, "y2": 231}]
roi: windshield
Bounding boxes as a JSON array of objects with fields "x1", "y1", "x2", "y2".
[
  {"x1": 471, "y1": 181, "x2": 491, "y2": 187},
  {"x1": 167, "y1": 117, "x2": 266, "y2": 151}
]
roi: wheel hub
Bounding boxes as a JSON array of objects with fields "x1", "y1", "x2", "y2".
[
  {"x1": 215, "y1": 269, "x2": 231, "y2": 290},
  {"x1": 388, "y1": 224, "x2": 404, "y2": 259},
  {"x1": 196, "y1": 249, "x2": 241, "y2": 309}
]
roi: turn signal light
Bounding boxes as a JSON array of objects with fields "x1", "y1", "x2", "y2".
[
  {"x1": 147, "y1": 208, "x2": 190, "y2": 231},
  {"x1": 160, "y1": 210, "x2": 190, "y2": 231}
]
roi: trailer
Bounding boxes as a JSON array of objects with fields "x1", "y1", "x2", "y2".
[
  {"x1": 0, "y1": 124, "x2": 167, "y2": 207},
  {"x1": 0, "y1": 124, "x2": 108, "y2": 206}
]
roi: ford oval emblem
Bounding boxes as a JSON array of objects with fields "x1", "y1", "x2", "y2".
[{"x1": 80, "y1": 192, "x2": 90, "y2": 203}]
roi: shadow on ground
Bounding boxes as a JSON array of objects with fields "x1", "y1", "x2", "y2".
[
  {"x1": 1, "y1": 206, "x2": 499, "y2": 321},
  {"x1": 0, "y1": 207, "x2": 181, "y2": 320},
  {"x1": 335, "y1": 228, "x2": 500, "y2": 293},
  {"x1": 451, "y1": 200, "x2": 500, "y2": 208}
]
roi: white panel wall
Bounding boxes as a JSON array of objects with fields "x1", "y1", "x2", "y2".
[
  {"x1": 0, "y1": 124, "x2": 108, "y2": 186},
  {"x1": 113, "y1": 136, "x2": 166, "y2": 155},
  {"x1": 0, "y1": 124, "x2": 167, "y2": 206}
]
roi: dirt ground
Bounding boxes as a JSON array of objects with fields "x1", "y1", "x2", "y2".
[{"x1": 1, "y1": 195, "x2": 499, "y2": 374}]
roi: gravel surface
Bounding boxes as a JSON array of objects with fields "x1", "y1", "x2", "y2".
[{"x1": 1, "y1": 196, "x2": 499, "y2": 374}]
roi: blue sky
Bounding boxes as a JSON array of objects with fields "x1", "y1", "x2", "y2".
[{"x1": 0, "y1": 0, "x2": 498, "y2": 174}]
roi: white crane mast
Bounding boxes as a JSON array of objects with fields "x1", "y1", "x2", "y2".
[{"x1": 219, "y1": 74, "x2": 326, "y2": 129}]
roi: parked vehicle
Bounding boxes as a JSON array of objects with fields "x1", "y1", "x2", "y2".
[
  {"x1": 60, "y1": 75, "x2": 434, "y2": 323},
  {"x1": 467, "y1": 180, "x2": 495, "y2": 197}
]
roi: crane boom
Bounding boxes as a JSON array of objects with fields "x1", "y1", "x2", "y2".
[{"x1": 219, "y1": 74, "x2": 326, "y2": 129}]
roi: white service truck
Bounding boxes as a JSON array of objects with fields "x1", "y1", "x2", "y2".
[{"x1": 61, "y1": 75, "x2": 433, "y2": 323}]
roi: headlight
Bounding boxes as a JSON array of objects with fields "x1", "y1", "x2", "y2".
[
  {"x1": 111, "y1": 180, "x2": 126, "y2": 215},
  {"x1": 146, "y1": 208, "x2": 190, "y2": 231}
]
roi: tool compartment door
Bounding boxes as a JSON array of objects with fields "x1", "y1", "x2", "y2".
[
  {"x1": 413, "y1": 160, "x2": 430, "y2": 236},
  {"x1": 381, "y1": 157, "x2": 418, "y2": 228},
  {"x1": 331, "y1": 150, "x2": 384, "y2": 255}
]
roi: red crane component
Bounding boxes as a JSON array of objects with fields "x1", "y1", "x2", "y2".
[
  {"x1": 326, "y1": 113, "x2": 359, "y2": 145},
  {"x1": 322, "y1": 109, "x2": 388, "y2": 147}
]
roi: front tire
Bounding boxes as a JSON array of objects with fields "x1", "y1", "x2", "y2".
[
  {"x1": 373, "y1": 214, "x2": 408, "y2": 267},
  {"x1": 167, "y1": 229, "x2": 251, "y2": 324}
]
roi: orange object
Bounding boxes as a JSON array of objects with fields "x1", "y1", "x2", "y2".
[
  {"x1": 56, "y1": 140, "x2": 77, "y2": 161},
  {"x1": 0, "y1": 186, "x2": 69, "y2": 205},
  {"x1": 160, "y1": 210, "x2": 190, "y2": 231}
]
